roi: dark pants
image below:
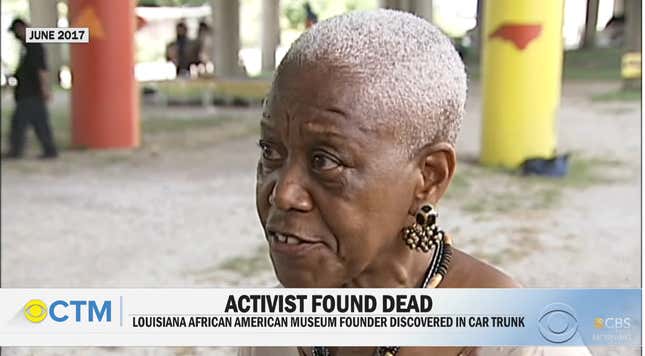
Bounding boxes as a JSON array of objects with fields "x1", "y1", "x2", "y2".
[{"x1": 7, "y1": 96, "x2": 57, "y2": 157}]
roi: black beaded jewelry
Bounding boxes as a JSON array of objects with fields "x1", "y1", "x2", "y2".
[{"x1": 310, "y1": 204, "x2": 453, "y2": 356}]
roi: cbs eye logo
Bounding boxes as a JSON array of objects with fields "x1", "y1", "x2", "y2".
[
  {"x1": 24, "y1": 299, "x2": 48, "y2": 323},
  {"x1": 538, "y1": 303, "x2": 578, "y2": 343}
]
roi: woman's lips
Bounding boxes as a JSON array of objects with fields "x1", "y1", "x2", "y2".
[{"x1": 268, "y1": 231, "x2": 326, "y2": 256}]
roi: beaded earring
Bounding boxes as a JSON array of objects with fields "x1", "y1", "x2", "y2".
[{"x1": 402, "y1": 203, "x2": 446, "y2": 252}]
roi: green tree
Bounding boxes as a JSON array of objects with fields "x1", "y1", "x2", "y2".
[
  {"x1": 282, "y1": 0, "x2": 306, "y2": 30},
  {"x1": 282, "y1": 0, "x2": 376, "y2": 30}
]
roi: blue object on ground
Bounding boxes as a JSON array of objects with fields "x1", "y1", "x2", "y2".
[{"x1": 520, "y1": 153, "x2": 570, "y2": 177}]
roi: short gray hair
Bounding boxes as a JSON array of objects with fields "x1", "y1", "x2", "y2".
[{"x1": 274, "y1": 9, "x2": 467, "y2": 154}]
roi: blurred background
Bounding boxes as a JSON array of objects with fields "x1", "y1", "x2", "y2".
[
  {"x1": 0, "y1": 0, "x2": 641, "y2": 355},
  {"x1": 0, "y1": 0, "x2": 637, "y2": 82}
]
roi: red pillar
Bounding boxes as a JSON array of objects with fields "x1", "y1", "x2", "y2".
[{"x1": 69, "y1": 0, "x2": 139, "y2": 148}]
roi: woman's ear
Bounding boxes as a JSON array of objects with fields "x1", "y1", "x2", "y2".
[{"x1": 410, "y1": 142, "x2": 456, "y2": 212}]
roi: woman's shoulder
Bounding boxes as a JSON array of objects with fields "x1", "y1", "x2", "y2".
[{"x1": 441, "y1": 248, "x2": 521, "y2": 288}]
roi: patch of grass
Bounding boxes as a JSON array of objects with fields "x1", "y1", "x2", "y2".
[
  {"x1": 461, "y1": 199, "x2": 487, "y2": 214},
  {"x1": 561, "y1": 156, "x2": 625, "y2": 187},
  {"x1": 1, "y1": 108, "x2": 73, "y2": 150},
  {"x1": 591, "y1": 89, "x2": 641, "y2": 102},
  {"x1": 203, "y1": 245, "x2": 272, "y2": 279},
  {"x1": 450, "y1": 155, "x2": 626, "y2": 216},
  {"x1": 563, "y1": 48, "x2": 622, "y2": 81},
  {"x1": 141, "y1": 115, "x2": 235, "y2": 134},
  {"x1": 463, "y1": 48, "x2": 623, "y2": 81},
  {"x1": 138, "y1": 117, "x2": 260, "y2": 155},
  {"x1": 532, "y1": 187, "x2": 562, "y2": 209},
  {"x1": 149, "y1": 79, "x2": 271, "y2": 104},
  {"x1": 444, "y1": 170, "x2": 471, "y2": 198},
  {"x1": 445, "y1": 160, "x2": 509, "y2": 200},
  {"x1": 501, "y1": 156, "x2": 625, "y2": 189},
  {"x1": 473, "y1": 229, "x2": 543, "y2": 265},
  {"x1": 1, "y1": 106, "x2": 256, "y2": 155},
  {"x1": 188, "y1": 246, "x2": 266, "y2": 284},
  {"x1": 250, "y1": 71, "x2": 276, "y2": 80},
  {"x1": 461, "y1": 190, "x2": 533, "y2": 214},
  {"x1": 50, "y1": 110, "x2": 72, "y2": 148}
]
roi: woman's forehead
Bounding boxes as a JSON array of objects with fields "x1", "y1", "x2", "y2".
[
  {"x1": 264, "y1": 63, "x2": 403, "y2": 144},
  {"x1": 263, "y1": 95, "x2": 389, "y2": 142},
  {"x1": 260, "y1": 112, "x2": 396, "y2": 156},
  {"x1": 262, "y1": 101, "x2": 378, "y2": 138},
  {"x1": 272, "y1": 63, "x2": 364, "y2": 109}
]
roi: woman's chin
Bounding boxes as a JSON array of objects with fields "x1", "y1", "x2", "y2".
[{"x1": 272, "y1": 261, "x2": 343, "y2": 288}]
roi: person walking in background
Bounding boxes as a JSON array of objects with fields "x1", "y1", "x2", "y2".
[
  {"x1": 4, "y1": 18, "x2": 58, "y2": 160},
  {"x1": 190, "y1": 21, "x2": 213, "y2": 76},
  {"x1": 304, "y1": 2, "x2": 318, "y2": 29},
  {"x1": 192, "y1": 21, "x2": 212, "y2": 66},
  {"x1": 166, "y1": 21, "x2": 192, "y2": 78}
]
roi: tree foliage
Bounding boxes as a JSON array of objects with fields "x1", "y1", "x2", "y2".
[{"x1": 281, "y1": 0, "x2": 376, "y2": 30}]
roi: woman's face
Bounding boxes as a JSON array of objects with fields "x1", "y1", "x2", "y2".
[{"x1": 256, "y1": 65, "x2": 420, "y2": 287}]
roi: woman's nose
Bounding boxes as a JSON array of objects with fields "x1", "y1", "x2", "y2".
[{"x1": 269, "y1": 174, "x2": 313, "y2": 212}]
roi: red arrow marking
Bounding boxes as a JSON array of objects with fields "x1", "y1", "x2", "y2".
[{"x1": 489, "y1": 23, "x2": 543, "y2": 50}]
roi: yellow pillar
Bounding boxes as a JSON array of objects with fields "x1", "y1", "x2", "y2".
[{"x1": 480, "y1": 0, "x2": 564, "y2": 168}]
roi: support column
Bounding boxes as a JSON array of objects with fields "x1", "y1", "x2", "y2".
[
  {"x1": 481, "y1": 0, "x2": 564, "y2": 168},
  {"x1": 261, "y1": 0, "x2": 280, "y2": 73},
  {"x1": 29, "y1": 0, "x2": 63, "y2": 86},
  {"x1": 69, "y1": 0, "x2": 139, "y2": 148},
  {"x1": 613, "y1": 0, "x2": 624, "y2": 16},
  {"x1": 211, "y1": 0, "x2": 241, "y2": 78},
  {"x1": 581, "y1": 0, "x2": 600, "y2": 48},
  {"x1": 379, "y1": 0, "x2": 408, "y2": 11},
  {"x1": 472, "y1": 0, "x2": 484, "y2": 55},
  {"x1": 409, "y1": 0, "x2": 432, "y2": 23},
  {"x1": 379, "y1": 0, "x2": 392, "y2": 8},
  {"x1": 624, "y1": 0, "x2": 641, "y2": 53}
]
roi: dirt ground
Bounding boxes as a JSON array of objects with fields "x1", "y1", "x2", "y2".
[{"x1": 0, "y1": 80, "x2": 640, "y2": 356}]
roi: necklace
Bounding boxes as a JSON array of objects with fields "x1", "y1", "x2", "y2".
[{"x1": 310, "y1": 233, "x2": 453, "y2": 356}]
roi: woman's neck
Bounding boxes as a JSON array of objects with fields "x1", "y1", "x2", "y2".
[{"x1": 345, "y1": 238, "x2": 432, "y2": 288}]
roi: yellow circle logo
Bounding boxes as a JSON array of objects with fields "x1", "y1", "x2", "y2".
[{"x1": 24, "y1": 299, "x2": 47, "y2": 323}]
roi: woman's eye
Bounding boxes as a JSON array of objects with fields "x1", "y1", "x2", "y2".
[
  {"x1": 311, "y1": 153, "x2": 341, "y2": 171},
  {"x1": 259, "y1": 142, "x2": 282, "y2": 161}
]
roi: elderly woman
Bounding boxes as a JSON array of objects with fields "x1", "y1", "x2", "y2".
[{"x1": 244, "y1": 9, "x2": 590, "y2": 356}]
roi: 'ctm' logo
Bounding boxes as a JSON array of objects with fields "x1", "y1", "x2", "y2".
[{"x1": 24, "y1": 299, "x2": 111, "y2": 323}]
